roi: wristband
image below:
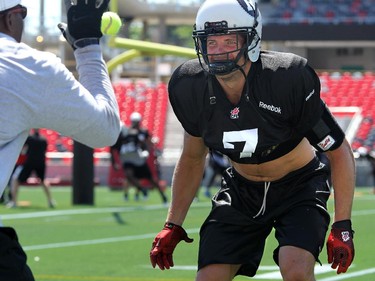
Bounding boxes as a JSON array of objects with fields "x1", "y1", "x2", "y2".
[
  {"x1": 165, "y1": 222, "x2": 179, "y2": 229},
  {"x1": 332, "y1": 220, "x2": 354, "y2": 236},
  {"x1": 73, "y1": 38, "x2": 100, "y2": 49},
  {"x1": 332, "y1": 219, "x2": 351, "y2": 229}
]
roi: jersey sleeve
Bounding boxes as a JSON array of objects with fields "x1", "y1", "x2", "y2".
[
  {"x1": 292, "y1": 65, "x2": 345, "y2": 151},
  {"x1": 168, "y1": 62, "x2": 204, "y2": 137}
]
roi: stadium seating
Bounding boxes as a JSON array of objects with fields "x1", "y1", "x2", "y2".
[
  {"x1": 268, "y1": 0, "x2": 375, "y2": 24},
  {"x1": 112, "y1": 80, "x2": 169, "y2": 150},
  {"x1": 320, "y1": 71, "x2": 375, "y2": 151}
]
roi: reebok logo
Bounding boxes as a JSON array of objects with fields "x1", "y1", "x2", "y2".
[{"x1": 259, "y1": 101, "x2": 281, "y2": 114}]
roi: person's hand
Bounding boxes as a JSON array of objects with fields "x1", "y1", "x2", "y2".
[
  {"x1": 58, "y1": 0, "x2": 109, "y2": 49},
  {"x1": 326, "y1": 220, "x2": 355, "y2": 274},
  {"x1": 150, "y1": 222, "x2": 193, "y2": 270}
]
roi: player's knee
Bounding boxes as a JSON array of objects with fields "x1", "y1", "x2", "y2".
[
  {"x1": 196, "y1": 264, "x2": 240, "y2": 281},
  {"x1": 280, "y1": 262, "x2": 314, "y2": 281},
  {"x1": 281, "y1": 271, "x2": 314, "y2": 281},
  {"x1": 278, "y1": 246, "x2": 316, "y2": 281}
]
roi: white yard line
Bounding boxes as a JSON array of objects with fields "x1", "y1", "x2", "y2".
[
  {"x1": 319, "y1": 268, "x2": 375, "y2": 281},
  {"x1": 2, "y1": 205, "x2": 374, "y2": 220},
  {"x1": 23, "y1": 228, "x2": 201, "y2": 251},
  {"x1": 156, "y1": 265, "x2": 375, "y2": 280},
  {"x1": 4, "y1": 202, "x2": 375, "y2": 280},
  {"x1": 1, "y1": 202, "x2": 209, "y2": 220}
]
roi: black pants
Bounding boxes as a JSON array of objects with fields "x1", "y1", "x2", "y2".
[
  {"x1": 0, "y1": 227, "x2": 35, "y2": 281},
  {"x1": 198, "y1": 157, "x2": 331, "y2": 277}
]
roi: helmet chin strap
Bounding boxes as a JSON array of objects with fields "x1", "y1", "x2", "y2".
[
  {"x1": 207, "y1": 46, "x2": 248, "y2": 76},
  {"x1": 238, "y1": 66, "x2": 250, "y2": 102}
]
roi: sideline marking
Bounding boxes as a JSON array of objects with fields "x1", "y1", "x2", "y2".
[
  {"x1": 6, "y1": 204, "x2": 375, "y2": 281},
  {"x1": 1, "y1": 205, "x2": 168, "y2": 220},
  {"x1": 154, "y1": 265, "x2": 375, "y2": 280},
  {"x1": 23, "y1": 228, "x2": 201, "y2": 251},
  {"x1": 35, "y1": 275, "x2": 188, "y2": 281},
  {"x1": 319, "y1": 268, "x2": 375, "y2": 281},
  {"x1": 253, "y1": 265, "x2": 332, "y2": 279},
  {"x1": 1, "y1": 202, "x2": 209, "y2": 220},
  {"x1": 2, "y1": 205, "x2": 374, "y2": 221}
]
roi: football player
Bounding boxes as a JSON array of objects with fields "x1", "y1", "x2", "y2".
[{"x1": 150, "y1": 0, "x2": 355, "y2": 280}]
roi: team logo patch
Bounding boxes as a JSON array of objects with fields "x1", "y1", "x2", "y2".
[
  {"x1": 230, "y1": 107, "x2": 240, "y2": 119},
  {"x1": 341, "y1": 231, "x2": 350, "y2": 242},
  {"x1": 317, "y1": 135, "x2": 335, "y2": 151}
]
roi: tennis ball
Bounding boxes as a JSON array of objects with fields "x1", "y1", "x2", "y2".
[{"x1": 101, "y1": 12, "x2": 122, "y2": 36}]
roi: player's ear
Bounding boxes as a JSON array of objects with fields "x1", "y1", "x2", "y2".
[
  {"x1": 1, "y1": 13, "x2": 18, "y2": 38},
  {"x1": 0, "y1": 13, "x2": 10, "y2": 31}
]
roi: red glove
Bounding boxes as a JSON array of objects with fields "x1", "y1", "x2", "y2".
[
  {"x1": 326, "y1": 220, "x2": 355, "y2": 274},
  {"x1": 150, "y1": 222, "x2": 193, "y2": 270}
]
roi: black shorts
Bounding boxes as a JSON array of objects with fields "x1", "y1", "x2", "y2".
[
  {"x1": 0, "y1": 227, "x2": 35, "y2": 281},
  {"x1": 198, "y1": 157, "x2": 331, "y2": 277},
  {"x1": 123, "y1": 162, "x2": 152, "y2": 179},
  {"x1": 18, "y1": 162, "x2": 46, "y2": 183}
]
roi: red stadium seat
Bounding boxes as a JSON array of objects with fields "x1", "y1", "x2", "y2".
[{"x1": 319, "y1": 71, "x2": 375, "y2": 149}]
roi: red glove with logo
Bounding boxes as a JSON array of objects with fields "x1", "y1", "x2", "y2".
[
  {"x1": 150, "y1": 222, "x2": 193, "y2": 270},
  {"x1": 326, "y1": 220, "x2": 355, "y2": 274}
]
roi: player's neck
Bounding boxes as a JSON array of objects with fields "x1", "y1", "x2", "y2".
[{"x1": 216, "y1": 63, "x2": 250, "y2": 105}]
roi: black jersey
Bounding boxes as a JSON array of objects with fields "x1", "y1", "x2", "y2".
[
  {"x1": 112, "y1": 127, "x2": 150, "y2": 165},
  {"x1": 24, "y1": 134, "x2": 47, "y2": 165},
  {"x1": 169, "y1": 51, "x2": 345, "y2": 164}
]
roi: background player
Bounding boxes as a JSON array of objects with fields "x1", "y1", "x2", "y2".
[
  {"x1": 8, "y1": 129, "x2": 55, "y2": 208},
  {"x1": 111, "y1": 112, "x2": 168, "y2": 203},
  {"x1": 201, "y1": 150, "x2": 230, "y2": 198}
]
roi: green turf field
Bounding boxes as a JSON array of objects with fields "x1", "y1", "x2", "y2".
[{"x1": 1, "y1": 186, "x2": 374, "y2": 281}]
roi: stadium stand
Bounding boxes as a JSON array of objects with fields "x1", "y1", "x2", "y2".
[
  {"x1": 267, "y1": 0, "x2": 375, "y2": 24},
  {"x1": 320, "y1": 71, "x2": 375, "y2": 151}
]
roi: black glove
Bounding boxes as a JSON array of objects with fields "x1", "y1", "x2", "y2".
[{"x1": 58, "y1": 0, "x2": 110, "y2": 49}]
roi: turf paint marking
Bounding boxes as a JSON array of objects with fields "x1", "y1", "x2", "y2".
[
  {"x1": 2, "y1": 205, "x2": 374, "y2": 221},
  {"x1": 171, "y1": 265, "x2": 375, "y2": 280},
  {"x1": 5, "y1": 204, "x2": 375, "y2": 280},
  {"x1": 23, "y1": 228, "x2": 201, "y2": 251},
  {"x1": 1, "y1": 204, "x2": 175, "y2": 220},
  {"x1": 23, "y1": 231, "x2": 375, "y2": 281},
  {"x1": 36, "y1": 275, "x2": 187, "y2": 281},
  {"x1": 318, "y1": 268, "x2": 375, "y2": 281}
]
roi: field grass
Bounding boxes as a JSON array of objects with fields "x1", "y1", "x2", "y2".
[{"x1": 1, "y1": 185, "x2": 374, "y2": 281}]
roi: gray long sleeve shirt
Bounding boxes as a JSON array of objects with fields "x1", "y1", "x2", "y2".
[{"x1": 0, "y1": 33, "x2": 120, "y2": 194}]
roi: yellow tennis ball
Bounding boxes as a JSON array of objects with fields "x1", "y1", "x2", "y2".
[{"x1": 101, "y1": 12, "x2": 122, "y2": 36}]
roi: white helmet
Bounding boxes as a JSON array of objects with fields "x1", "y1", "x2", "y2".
[
  {"x1": 193, "y1": 0, "x2": 262, "y2": 75},
  {"x1": 130, "y1": 112, "x2": 142, "y2": 122}
]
